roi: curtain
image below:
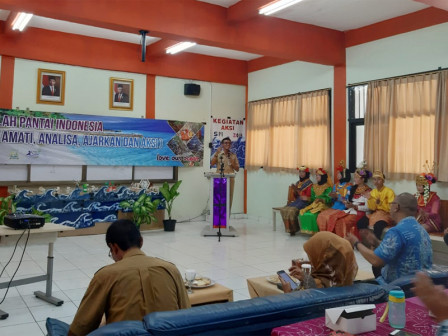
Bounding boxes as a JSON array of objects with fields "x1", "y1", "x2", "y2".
[
  {"x1": 245, "y1": 99, "x2": 272, "y2": 170},
  {"x1": 246, "y1": 90, "x2": 330, "y2": 173},
  {"x1": 435, "y1": 70, "x2": 448, "y2": 181},
  {"x1": 364, "y1": 73, "x2": 439, "y2": 180}
]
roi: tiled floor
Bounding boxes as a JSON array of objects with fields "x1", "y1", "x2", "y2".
[{"x1": 0, "y1": 217, "x2": 373, "y2": 335}]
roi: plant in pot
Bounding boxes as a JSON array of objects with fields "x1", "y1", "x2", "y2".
[
  {"x1": 0, "y1": 195, "x2": 16, "y2": 225},
  {"x1": 119, "y1": 193, "x2": 160, "y2": 228},
  {"x1": 159, "y1": 180, "x2": 182, "y2": 231}
]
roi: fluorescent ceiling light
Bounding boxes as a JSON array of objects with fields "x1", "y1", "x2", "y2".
[
  {"x1": 166, "y1": 42, "x2": 197, "y2": 55},
  {"x1": 259, "y1": 0, "x2": 304, "y2": 15},
  {"x1": 11, "y1": 12, "x2": 33, "y2": 31}
]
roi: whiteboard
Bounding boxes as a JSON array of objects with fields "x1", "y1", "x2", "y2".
[
  {"x1": 30, "y1": 165, "x2": 83, "y2": 181},
  {"x1": 0, "y1": 164, "x2": 28, "y2": 181},
  {"x1": 134, "y1": 166, "x2": 174, "y2": 180},
  {"x1": 87, "y1": 166, "x2": 133, "y2": 181}
]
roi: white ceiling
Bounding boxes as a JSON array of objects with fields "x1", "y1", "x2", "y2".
[{"x1": 0, "y1": 0, "x2": 434, "y2": 61}]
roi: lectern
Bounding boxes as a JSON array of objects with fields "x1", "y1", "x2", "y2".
[{"x1": 201, "y1": 172, "x2": 238, "y2": 237}]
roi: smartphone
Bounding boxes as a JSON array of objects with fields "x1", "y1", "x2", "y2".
[
  {"x1": 277, "y1": 270, "x2": 299, "y2": 291},
  {"x1": 389, "y1": 330, "x2": 421, "y2": 336}
]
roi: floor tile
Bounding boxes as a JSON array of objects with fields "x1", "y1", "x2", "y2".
[
  {"x1": 0, "y1": 322, "x2": 44, "y2": 336},
  {"x1": 0, "y1": 217, "x2": 389, "y2": 331},
  {"x1": 0, "y1": 307, "x2": 35, "y2": 327},
  {"x1": 29, "y1": 301, "x2": 78, "y2": 322}
]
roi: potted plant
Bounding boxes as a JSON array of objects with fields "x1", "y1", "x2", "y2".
[
  {"x1": 159, "y1": 180, "x2": 182, "y2": 231},
  {"x1": 119, "y1": 193, "x2": 160, "y2": 228},
  {"x1": 0, "y1": 195, "x2": 17, "y2": 225}
]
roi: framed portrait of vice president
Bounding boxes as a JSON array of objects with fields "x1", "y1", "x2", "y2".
[
  {"x1": 36, "y1": 68, "x2": 65, "y2": 105},
  {"x1": 110, "y1": 78, "x2": 134, "y2": 110}
]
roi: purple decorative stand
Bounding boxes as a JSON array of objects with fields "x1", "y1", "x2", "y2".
[{"x1": 201, "y1": 172, "x2": 238, "y2": 238}]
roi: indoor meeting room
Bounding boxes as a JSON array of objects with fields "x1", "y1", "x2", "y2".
[{"x1": 0, "y1": 0, "x2": 448, "y2": 335}]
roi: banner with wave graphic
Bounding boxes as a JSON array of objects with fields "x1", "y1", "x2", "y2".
[{"x1": 0, "y1": 109, "x2": 204, "y2": 167}]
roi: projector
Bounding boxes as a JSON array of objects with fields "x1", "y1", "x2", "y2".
[{"x1": 4, "y1": 214, "x2": 45, "y2": 230}]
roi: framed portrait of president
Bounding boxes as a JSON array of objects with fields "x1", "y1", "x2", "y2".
[
  {"x1": 36, "y1": 68, "x2": 65, "y2": 105},
  {"x1": 110, "y1": 77, "x2": 134, "y2": 110}
]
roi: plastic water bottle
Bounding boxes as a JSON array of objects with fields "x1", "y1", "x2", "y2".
[
  {"x1": 388, "y1": 290, "x2": 406, "y2": 329},
  {"x1": 301, "y1": 264, "x2": 316, "y2": 289}
]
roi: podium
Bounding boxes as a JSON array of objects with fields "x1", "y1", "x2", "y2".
[{"x1": 201, "y1": 172, "x2": 238, "y2": 237}]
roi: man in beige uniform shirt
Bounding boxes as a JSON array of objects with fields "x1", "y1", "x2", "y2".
[
  {"x1": 210, "y1": 137, "x2": 240, "y2": 210},
  {"x1": 68, "y1": 220, "x2": 190, "y2": 336}
]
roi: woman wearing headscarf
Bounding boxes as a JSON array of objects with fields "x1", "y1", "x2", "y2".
[
  {"x1": 280, "y1": 166, "x2": 313, "y2": 235},
  {"x1": 298, "y1": 168, "x2": 333, "y2": 234},
  {"x1": 280, "y1": 231, "x2": 358, "y2": 291},
  {"x1": 326, "y1": 166, "x2": 372, "y2": 238},
  {"x1": 317, "y1": 161, "x2": 352, "y2": 232},
  {"x1": 415, "y1": 173, "x2": 442, "y2": 232}
]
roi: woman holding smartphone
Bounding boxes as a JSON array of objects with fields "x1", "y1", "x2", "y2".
[{"x1": 280, "y1": 232, "x2": 358, "y2": 292}]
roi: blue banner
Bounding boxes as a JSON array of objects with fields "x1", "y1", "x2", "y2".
[{"x1": 0, "y1": 109, "x2": 204, "y2": 167}]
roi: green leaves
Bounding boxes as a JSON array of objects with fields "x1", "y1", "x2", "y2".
[
  {"x1": 119, "y1": 194, "x2": 160, "y2": 228},
  {"x1": 30, "y1": 207, "x2": 53, "y2": 223},
  {"x1": 0, "y1": 195, "x2": 17, "y2": 225},
  {"x1": 159, "y1": 180, "x2": 182, "y2": 220}
]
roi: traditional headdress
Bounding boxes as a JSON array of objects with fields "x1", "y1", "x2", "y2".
[
  {"x1": 354, "y1": 161, "x2": 372, "y2": 179},
  {"x1": 416, "y1": 161, "x2": 437, "y2": 186},
  {"x1": 316, "y1": 168, "x2": 327, "y2": 175},
  {"x1": 337, "y1": 160, "x2": 351, "y2": 183},
  {"x1": 298, "y1": 165, "x2": 310, "y2": 173},
  {"x1": 372, "y1": 170, "x2": 385, "y2": 180},
  {"x1": 416, "y1": 173, "x2": 436, "y2": 186}
]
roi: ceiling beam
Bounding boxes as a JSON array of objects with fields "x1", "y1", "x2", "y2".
[
  {"x1": 0, "y1": 0, "x2": 345, "y2": 65},
  {"x1": 414, "y1": 0, "x2": 448, "y2": 11},
  {"x1": 345, "y1": 7, "x2": 448, "y2": 47},
  {"x1": 227, "y1": 0, "x2": 269, "y2": 23},
  {"x1": 0, "y1": 23, "x2": 248, "y2": 85}
]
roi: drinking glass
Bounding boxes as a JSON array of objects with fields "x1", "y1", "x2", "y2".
[{"x1": 185, "y1": 269, "x2": 196, "y2": 294}]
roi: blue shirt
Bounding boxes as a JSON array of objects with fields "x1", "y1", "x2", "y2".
[{"x1": 374, "y1": 216, "x2": 432, "y2": 283}]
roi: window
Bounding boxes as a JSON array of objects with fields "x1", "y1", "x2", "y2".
[
  {"x1": 348, "y1": 85, "x2": 367, "y2": 172},
  {"x1": 246, "y1": 89, "x2": 331, "y2": 172}
]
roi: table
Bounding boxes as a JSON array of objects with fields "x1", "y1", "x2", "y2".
[
  {"x1": 247, "y1": 270, "x2": 376, "y2": 299},
  {"x1": 271, "y1": 301, "x2": 438, "y2": 336},
  {"x1": 247, "y1": 276, "x2": 283, "y2": 298},
  {"x1": 188, "y1": 283, "x2": 233, "y2": 306},
  {"x1": 0, "y1": 223, "x2": 74, "y2": 320}
]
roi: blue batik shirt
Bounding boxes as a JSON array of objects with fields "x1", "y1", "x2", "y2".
[{"x1": 374, "y1": 216, "x2": 432, "y2": 283}]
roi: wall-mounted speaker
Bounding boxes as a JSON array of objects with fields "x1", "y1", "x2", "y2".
[{"x1": 184, "y1": 83, "x2": 201, "y2": 96}]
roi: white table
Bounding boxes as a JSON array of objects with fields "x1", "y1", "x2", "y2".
[{"x1": 0, "y1": 223, "x2": 74, "y2": 320}]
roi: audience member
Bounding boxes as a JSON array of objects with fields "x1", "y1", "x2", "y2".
[
  {"x1": 280, "y1": 165, "x2": 313, "y2": 235},
  {"x1": 280, "y1": 231, "x2": 358, "y2": 292},
  {"x1": 444, "y1": 227, "x2": 448, "y2": 246},
  {"x1": 325, "y1": 167, "x2": 371, "y2": 238},
  {"x1": 357, "y1": 170, "x2": 395, "y2": 247},
  {"x1": 347, "y1": 192, "x2": 432, "y2": 282},
  {"x1": 412, "y1": 272, "x2": 448, "y2": 328},
  {"x1": 415, "y1": 172, "x2": 442, "y2": 232},
  {"x1": 317, "y1": 160, "x2": 352, "y2": 232},
  {"x1": 299, "y1": 168, "x2": 333, "y2": 234},
  {"x1": 67, "y1": 219, "x2": 190, "y2": 336}
]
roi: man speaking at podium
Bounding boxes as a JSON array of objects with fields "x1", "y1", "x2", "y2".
[{"x1": 210, "y1": 137, "x2": 240, "y2": 210}]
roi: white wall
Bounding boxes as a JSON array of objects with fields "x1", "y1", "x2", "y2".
[
  {"x1": 9, "y1": 59, "x2": 247, "y2": 222},
  {"x1": 155, "y1": 76, "x2": 246, "y2": 221},
  {"x1": 346, "y1": 22, "x2": 448, "y2": 201},
  {"x1": 347, "y1": 22, "x2": 448, "y2": 84},
  {"x1": 247, "y1": 61, "x2": 334, "y2": 220},
  {"x1": 13, "y1": 59, "x2": 147, "y2": 118}
]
